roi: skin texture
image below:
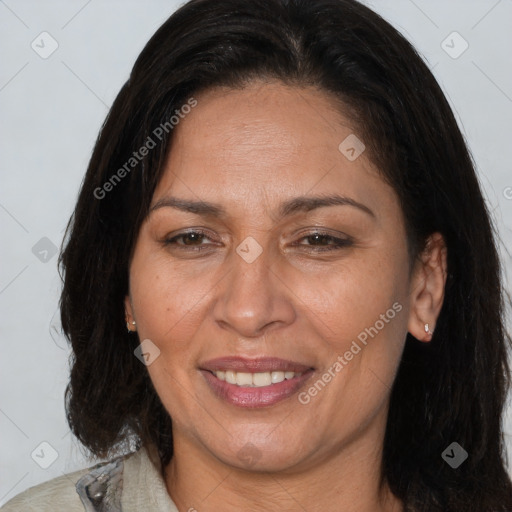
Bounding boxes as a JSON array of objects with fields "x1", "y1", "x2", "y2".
[{"x1": 125, "y1": 81, "x2": 447, "y2": 512}]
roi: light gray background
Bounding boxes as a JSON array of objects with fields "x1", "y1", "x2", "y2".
[{"x1": 1, "y1": 0, "x2": 511, "y2": 505}]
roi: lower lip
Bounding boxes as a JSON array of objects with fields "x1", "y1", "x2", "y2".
[{"x1": 200, "y1": 369, "x2": 314, "y2": 408}]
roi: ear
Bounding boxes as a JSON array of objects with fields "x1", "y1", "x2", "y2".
[
  {"x1": 407, "y1": 232, "x2": 447, "y2": 343},
  {"x1": 124, "y1": 295, "x2": 136, "y2": 331}
]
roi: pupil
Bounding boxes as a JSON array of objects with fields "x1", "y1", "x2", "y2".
[
  {"x1": 184, "y1": 233, "x2": 201, "y2": 245},
  {"x1": 310, "y1": 234, "x2": 326, "y2": 244}
]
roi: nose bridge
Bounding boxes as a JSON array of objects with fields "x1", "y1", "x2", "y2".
[{"x1": 213, "y1": 238, "x2": 294, "y2": 337}]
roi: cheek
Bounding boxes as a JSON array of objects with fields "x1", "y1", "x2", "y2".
[
  {"x1": 288, "y1": 244, "x2": 408, "y2": 351},
  {"x1": 129, "y1": 260, "x2": 211, "y2": 419},
  {"x1": 129, "y1": 256, "x2": 210, "y2": 356},
  {"x1": 294, "y1": 262, "x2": 408, "y2": 426}
]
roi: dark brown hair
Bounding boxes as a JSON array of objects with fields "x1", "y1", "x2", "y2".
[{"x1": 59, "y1": 0, "x2": 512, "y2": 510}]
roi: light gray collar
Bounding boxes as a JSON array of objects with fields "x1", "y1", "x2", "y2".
[
  {"x1": 74, "y1": 445, "x2": 179, "y2": 512},
  {"x1": 75, "y1": 456, "x2": 124, "y2": 511}
]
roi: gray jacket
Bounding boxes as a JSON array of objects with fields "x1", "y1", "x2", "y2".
[{"x1": 1, "y1": 444, "x2": 180, "y2": 511}]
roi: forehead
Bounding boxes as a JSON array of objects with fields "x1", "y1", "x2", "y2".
[
  {"x1": 152, "y1": 81, "x2": 397, "y2": 222},
  {"x1": 169, "y1": 81, "x2": 353, "y2": 162}
]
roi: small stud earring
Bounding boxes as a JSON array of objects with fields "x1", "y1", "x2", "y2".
[
  {"x1": 424, "y1": 323, "x2": 434, "y2": 340},
  {"x1": 126, "y1": 320, "x2": 136, "y2": 332}
]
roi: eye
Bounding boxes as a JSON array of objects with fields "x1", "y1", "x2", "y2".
[
  {"x1": 161, "y1": 229, "x2": 352, "y2": 253},
  {"x1": 292, "y1": 232, "x2": 353, "y2": 252},
  {"x1": 163, "y1": 229, "x2": 217, "y2": 251}
]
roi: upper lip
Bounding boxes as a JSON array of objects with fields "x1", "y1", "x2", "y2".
[{"x1": 199, "y1": 356, "x2": 314, "y2": 373}]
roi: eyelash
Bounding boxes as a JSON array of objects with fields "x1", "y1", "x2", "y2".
[{"x1": 162, "y1": 229, "x2": 352, "y2": 253}]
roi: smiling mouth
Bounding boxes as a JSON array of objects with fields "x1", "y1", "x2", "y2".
[
  {"x1": 198, "y1": 356, "x2": 315, "y2": 407},
  {"x1": 211, "y1": 369, "x2": 304, "y2": 387},
  {"x1": 200, "y1": 368, "x2": 315, "y2": 408}
]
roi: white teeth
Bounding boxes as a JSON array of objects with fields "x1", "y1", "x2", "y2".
[
  {"x1": 213, "y1": 370, "x2": 303, "y2": 387},
  {"x1": 225, "y1": 370, "x2": 237, "y2": 384},
  {"x1": 236, "y1": 372, "x2": 253, "y2": 386},
  {"x1": 253, "y1": 372, "x2": 272, "y2": 387},
  {"x1": 271, "y1": 371, "x2": 285, "y2": 384}
]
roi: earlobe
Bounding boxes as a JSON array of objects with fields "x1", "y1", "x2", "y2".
[
  {"x1": 423, "y1": 322, "x2": 434, "y2": 342},
  {"x1": 124, "y1": 295, "x2": 137, "y2": 333},
  {"x1": 407, "y1": 232, "x2": 447, "y2": 343}
]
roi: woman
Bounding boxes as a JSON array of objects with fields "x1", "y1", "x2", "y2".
[{"x1": 3, "y1": 0, "x2": 511, "y2": 510}]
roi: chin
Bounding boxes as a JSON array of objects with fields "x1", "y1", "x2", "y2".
[{"x1": 210, "y1": 439, "x2": 308, "y2": 473}]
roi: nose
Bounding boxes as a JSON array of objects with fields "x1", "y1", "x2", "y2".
[{"x1": 212, "y1": 244, "x2": 296, "y2": 339}]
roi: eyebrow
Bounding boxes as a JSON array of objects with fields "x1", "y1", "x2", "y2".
[{"x1": 150, "y1": 193, "x2": 375, "y2": 220}]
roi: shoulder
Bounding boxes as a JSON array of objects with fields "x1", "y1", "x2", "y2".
[
  {"x1": 0, "y1": 450, "x2": 134, "y2": 512},
  {"x1": 1, "y1": 465, "x2": 91, "y2": 511},
  {"x1": 1, "y1": 445, "x2": 178, "y2": 512}
]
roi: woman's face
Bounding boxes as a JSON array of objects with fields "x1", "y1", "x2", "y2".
[{"x1": 126, "y1": 81, "x2": 421, "y2": 472}]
